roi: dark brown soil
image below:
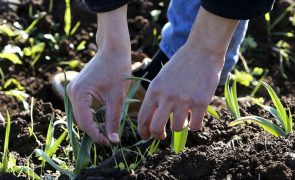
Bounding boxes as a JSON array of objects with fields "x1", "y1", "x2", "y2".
[
  {"x1": 0, "y1": 100, "x2": 64, "y2": 156},
  {"x1": 76, "y1": 97, "x2": 295, "y2": 180},
  {"x1": 0, "y1": 0, "x2": 295, "y2": 179}
]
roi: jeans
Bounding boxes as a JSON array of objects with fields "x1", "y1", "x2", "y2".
[{"x1": 159, "y1": 0, "x2": 249, "y2": 84}]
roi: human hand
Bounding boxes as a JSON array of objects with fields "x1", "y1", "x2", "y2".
[
  {"x1": 137, "y1": 7, "x2": 238, "y2": 140},
  {"x1": 66, "y1": 6, "x2": 131, "y2": 145}
]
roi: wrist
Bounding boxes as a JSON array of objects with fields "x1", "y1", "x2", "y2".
[
  {"x1": 96, "y1": 5, "x2": 130, "y2": 53},
  {"x1": 185, "y1": 7, "x2": 238, "y2": 57}
]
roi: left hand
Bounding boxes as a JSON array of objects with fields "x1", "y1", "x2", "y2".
[{"x1": 137, "y1": 45, "x2": 224, "y2": 140}]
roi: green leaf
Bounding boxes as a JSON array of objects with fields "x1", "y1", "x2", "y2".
[
  {"x1": 44, "y1": 115, "x2": 54, "y2": 155},
  {"x1": 35, "y1": 149, "x2": 75, "y2": 179},
  {"x1": 1, "y1": 110, "x2": 11, "y2": 173},
  {"x1": 228, "y1": 116, "x2": 287, "y2": 137},
  {"x1": 0, "y1": 53, "x2": 22, "y2": 64},
  {"x1": 74, "y1": 134, "x2": 93, "y2": 174},
  {"x1": 171, "y1": 113, "x2": 189, "y2": 154},
  {"x1": 64, "y1": 0, "x2": 72, "y2": 35},
  {"x1": 231, "y1": 79, "x2": 240, "y2": 118},
  {"x1": 207, "y1": 105, "x2": 220, "y2": 119},
  {"x1": 12, "y1": 166, "x2": 40, "y2": 180},
  {"x1": 47, "y1": 130, "x2": 68, "y2": 157},
  {"x1": 4, "y1": 78, "x2": 25, "y2": 90},
  {"x1": 64, "y1": 72, "x2": 80, "y2": 160},
  {"x1": 5, "y1": 90, "x2": 29, "y2": 102},
  {"x1": 224, "y1": 76, "x2": 240, "y2": 119},
  {"x1": 60, "y1": 60, "x2": 81, "y2": 69},
  {"x1": 24, "y1": 14, "x2": 45, "y2": 34},
  {"x1": 76, "y1": 40, "x2": 86, "y2": 51},
  {"x1": 261, "y1": 82, "x2": 289, "y2": 132},
  {"x1": 70, "y1": 21, "x2": 80, "y2": 36},
  {"x1": 172, "y1": 126, "x2": 188, "y2": 154},
  {"x1": 0, "y1": 24, "x2": 16, "y2": 37}
]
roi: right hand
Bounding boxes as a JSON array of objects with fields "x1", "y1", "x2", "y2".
[
  {"x1": 67, "y1": 5, "x2": 131, "y2": 145},
  {"x1": 67, "y1": 51, "x2": 131, "y2": 145}
]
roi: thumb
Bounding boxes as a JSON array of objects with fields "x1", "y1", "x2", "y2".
[{"x1": 105, "y1": 94, "x2": 124, "y2": 143}]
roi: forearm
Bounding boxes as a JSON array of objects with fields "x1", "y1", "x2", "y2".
[
  {"x1": 184, "y1": 7, "x2": 239, "y2": 64},
  {"x1": 96, "y1": 5, "x2": 130, "y2": 55}
]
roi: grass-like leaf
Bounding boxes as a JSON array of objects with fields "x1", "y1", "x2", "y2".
[
  {"x1": 35, "y1": 149, "x2": 75, "y2": 179},
  {"x1": 74, "y1": 134, "x2": 93, "y2": 174},
  {"x1": 224, "y1": 76, "x2": 240, "y2": 119},
  {"x1": 170, "y1": 113, "x2": 188, "y2": 154},
  {"x1": 207, "y1": 105, "x2": 220, "y2": 119},
  {"x1": 261, "y1": 82, "x2": 291, "y2": 133},
  {"x1": 0, "y1": 53, "x2": 22, "y2": 64},
  {"x1": 1, "y1": 110, "x2": 11, "y2": 173},
  {"x1": 228, "y1": 116, "x2": 287, "y2": 137},
  {"x1": 64, "y1": 0, "x2": 72, "y2": 35},
  {"x1": 63, "y1": 72, "x2": 80, "y2": 160},
  {"x1": 12, "y1": 166, "x2": 40, "y2": 180}
]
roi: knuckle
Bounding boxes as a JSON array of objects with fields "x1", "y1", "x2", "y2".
[
  {"x1": 148, "y1": 88, "x2": 160, "y2": 97},
  {"x1": 191, "y1": 98, "x2": 208, "y2": 108},
  {"x1": 163, "y1": 93, "x2": 178, "y2": 102}
]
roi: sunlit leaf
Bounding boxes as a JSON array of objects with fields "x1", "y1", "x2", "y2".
[
  {"x1": 0, "y1": 53, "x2": 22, "y2": 64},
  {"x1": 228, "y1": 116, "x2": 287, "y2": 137}
]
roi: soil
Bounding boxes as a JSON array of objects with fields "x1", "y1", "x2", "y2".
[
  {"x1": 0, "y1": 0, "x2": 295, "y2": 179},
  {"x1": 76, "y1": 97, "x2": 295, "y2": 180}
]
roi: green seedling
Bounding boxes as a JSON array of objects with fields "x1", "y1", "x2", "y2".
[
  {"x1": 29, "y1": 97, "x2": 34, "y2": 136},
  {"x1": 229, "y1": 82, "x2": 293, "y2": 137},
  {"x1": 2, "y1": 90, "x2": 29, "y2": 111},
  {"x1": 64, "y1": 0, "x2": 71, "y2": 35},
  {"x1": 59, "y1": 60, "x2": 84, "y2": 69},
  {"x1": 3, "y1": 78, "x2": 25, "y2": 91},
  {"x1": 0, "y1": 67, "x2": 4, "y2": 85},
  {"x1": 170, "y1": 113, "x2": 189, "y2": 154},
  {"x1": 0, "y1": 52, "x2": 22, "y2": 64},
  {"x1": 207, "y1": 105, "x2": 220, "y2": 119},
  {"x1": 170, "y1": 105, "x2": 219, "y2": 154},
  {"x1": 23, "y1": 39, "x2": 45, "y2": 65},
  {"x1": 64, "y1": 0, "x2": 80, "y2": 36},
  {"x1": 0, "y1": 111, "x2": 40, "y2": 179},
  {"x1": 40, "y1": 115, "x2": 68, "y2": 165},
  {"x1": 1, "y1": 110, "x2": 11, "y2": 173},
  {"x1": 35, "y1": 72, "x2": 92, "y2": 179},
  {"x1": 266, "y1": 3, "x2": 295, "y2": 32},
  {"x1": 76, "y1": 40, "x2": 86, "y2": 51},
  {"x1": 224, "y1": 75, "x2": 240, "y2": 119}
]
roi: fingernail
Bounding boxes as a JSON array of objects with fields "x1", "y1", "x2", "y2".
[{"x1": 109, "y1": 133, "x2": 120, "y2": 143}]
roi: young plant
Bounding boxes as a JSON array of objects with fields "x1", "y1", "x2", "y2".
[
  {"x1": 170, "y1": 105, "x2": 219, "y2": 154},
  {"x1": 39, "y1": 115, "x2": 68, "y2": 165},
  {"x1": 0, "y1": 110, "x2": 11, "y2": 173},
  {"x1": 229, "y1": 82, "x2": 293, "y2": 137},
  {"x1": 170, "y1": 113, "x2": 189, "y2": 154},
  {"x1": 224, "y1": 75, "x2": 241, "y2": 119},
  {"x1": 0, "y1": 111, "x2": 40, "y2": 179},
  {"x1": 35, "y1": 72, "x2": 93, "y2": 179}
]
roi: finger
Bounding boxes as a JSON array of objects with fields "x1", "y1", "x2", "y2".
[
  {"x1": 137, "y1": 94, "x2": 158, "y2": 140},
  {"x1": 171, "y1": 106, "x2": 188, "y2": 132},
  {"x1": 105, "y1": 93, "x2": 124, "y2": 144},
  {"x1": 150, "y1": 103, "x2": 172, "y2": 140},
  {"x1": 189, "y1": 106, "x2": 207, "y2": 131},
  {"x1": 71, "y1": 94, "x2": 109, "y2": 145}
]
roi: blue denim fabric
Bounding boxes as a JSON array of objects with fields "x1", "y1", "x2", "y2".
[{"x1": 159, "y1": 0, "x2": 249, "y2": 84}]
